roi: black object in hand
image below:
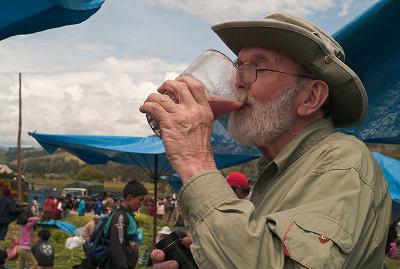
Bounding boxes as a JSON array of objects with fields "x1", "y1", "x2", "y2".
[{"x1": 155, "y1": 231, "x2": 199, "y2": 269}]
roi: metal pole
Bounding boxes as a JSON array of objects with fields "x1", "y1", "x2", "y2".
[
  {"x1": 153, "y1": 155, "x2": 158, "y2": 245},
  {"x1": 16, "y1": 73, "x2": 23, "y2": 202}
]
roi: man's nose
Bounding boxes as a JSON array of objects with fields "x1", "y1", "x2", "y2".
[{"x1": 235, "y1": 71, "x2": 246, "y2": 90}]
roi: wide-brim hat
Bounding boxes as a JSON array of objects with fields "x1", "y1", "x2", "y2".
[{"x1": 212, "y1": 12, "x2": 368, "y2": 127}]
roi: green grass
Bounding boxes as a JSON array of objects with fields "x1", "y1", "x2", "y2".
[
  {"x1": 30, "y1": 178, "x2": 155, "y2": 193},
  {"x1": 0, "y1": 213, "x2": 165, "y2": 269}
]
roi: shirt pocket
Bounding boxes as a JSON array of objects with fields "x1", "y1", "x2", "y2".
[{"x1": 283, "y1": 213, "x2": 354, "y2": 269}]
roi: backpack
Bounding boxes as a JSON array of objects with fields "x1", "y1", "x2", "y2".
[
  {"x1": 82, "y1": 214, "x2": 113, "y2": 267},
  {"x1": 83, "y1": 209, "x2": 138, "y2": 267}
]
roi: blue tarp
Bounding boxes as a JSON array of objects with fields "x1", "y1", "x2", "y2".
[
  {"x1": 0, "y1": 0, "x2": 104, "y2": 41},
  {"x1": 373, "y1": 152, "x2": 400, "y2": 203},
  {"x1": 37, "y1": 220, "x2": 77, "y2": 235},
  {"x1": 29, "y1": 118, "x2": 261, "y2": 179},
  {"x1": 334, "y1": 0, "x2": 400, "y2": 144}
]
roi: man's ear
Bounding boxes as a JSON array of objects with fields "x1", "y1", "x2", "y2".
[{"x1": 296, "y1": 80, "x2": 329, "y2": 116}]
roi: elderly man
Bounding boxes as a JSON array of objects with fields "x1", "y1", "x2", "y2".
[{"x1": 140, "y1": 12, "x2": 391, "y2": 269}]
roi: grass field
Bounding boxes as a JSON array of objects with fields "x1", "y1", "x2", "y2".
[
  {"x1": 0, "y1": 212, "x2": 163, "y2": 269},
  {"x1": 30, "y1": 178, "x2": 155, "y2": 193}
]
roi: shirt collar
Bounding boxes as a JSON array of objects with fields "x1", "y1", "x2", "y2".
[{"x1": 258, "y1": 118, "x2": 334, "y2": 178}]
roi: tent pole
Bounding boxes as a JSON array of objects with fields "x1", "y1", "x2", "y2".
[
  {"x1": 16, "y1": 73, "x2": 23, "y2": 202},
  {"x1": 153, "y1": 155, "x2": 158, "y2": 246}
]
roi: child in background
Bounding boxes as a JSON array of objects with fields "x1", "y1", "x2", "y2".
[
  {"x1": 32, "y1": 229, "x2": 54, "y2": 269},
  {"x1": 0, "y1": 249, "x2": 9, "y2": 269},
  {"x1": 389, "y1": 238, "x2": 400, "y2": 259},
  {"x1": 16, "y1": 209, "x2": 39, "y2": 269}
]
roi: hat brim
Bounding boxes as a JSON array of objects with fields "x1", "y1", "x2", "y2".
[{"x1": 212, "y1": 20, "x2": 368, "y2": 127}]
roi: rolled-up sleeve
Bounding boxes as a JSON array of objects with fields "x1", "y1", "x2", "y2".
[{"x1": 178, "y1": 170, "x2": 286, "y2": 269}]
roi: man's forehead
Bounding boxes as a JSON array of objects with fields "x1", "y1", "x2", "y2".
[{"x1": 236, "y1": 48, "x2": 277, "y2": 64}]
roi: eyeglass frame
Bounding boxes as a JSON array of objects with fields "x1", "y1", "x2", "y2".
[{"x1": 236, "y1": 63, "x2": 316, "y2": 84}]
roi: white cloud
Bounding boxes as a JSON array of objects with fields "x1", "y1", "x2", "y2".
[
  {"x1": 144, "y1": 0, "x2": 337, "y2": 23},
  {"x1": 0, "y1": 57, "x2": 187, "y2": 146},
  {"x1": 339, "y1": 0, "x2": 352, "y2": 16}
]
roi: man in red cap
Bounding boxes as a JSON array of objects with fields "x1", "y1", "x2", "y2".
[{"x1": 226, "y1": 172, "x2": 250, "y2": 199}]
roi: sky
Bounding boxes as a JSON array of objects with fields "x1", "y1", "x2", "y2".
[{"x1": 0, "y1": 0, "x2": 378, "y2": 147}]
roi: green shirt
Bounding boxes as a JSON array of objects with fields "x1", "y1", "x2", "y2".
[{"x1": 178, "y1": 119, "x2": 391, "y2": 269}]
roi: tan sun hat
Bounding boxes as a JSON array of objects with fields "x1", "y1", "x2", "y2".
[{"x1": 212, "y1": 12, "x2": 368, "y2": 127}]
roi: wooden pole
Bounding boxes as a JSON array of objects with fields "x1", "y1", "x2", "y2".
[
  {"x1": 16, "y1": 73, "x2": 23, "y2": 202},
  {"x1": 153, "y1": 155, "x2": 158, "y2": 246}
]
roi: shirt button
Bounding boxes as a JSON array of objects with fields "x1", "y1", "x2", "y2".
[{"x1": 319, "y1": 235, "x2": 330, "y2": 243}]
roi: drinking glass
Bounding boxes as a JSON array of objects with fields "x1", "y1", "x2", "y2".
[{"x1": 147, "y1": 49, "x2": 243, "y2": 137}]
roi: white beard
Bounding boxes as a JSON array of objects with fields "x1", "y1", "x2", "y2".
[{"x1": 228, "y1": 85, "x2": 299, "y2": 147}]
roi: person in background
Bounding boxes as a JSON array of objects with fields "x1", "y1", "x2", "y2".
[
  {"x1": 77, "y1": 197, "x2": 86, "y2": 217},
  {"x1": 0, "y1": 189, "x2": 22, "y2": 240},
  {"x1": 155, "y1": 226, "x2": 172, "y2": 244},
  {"x1": 226, "y1": 172, "x2": 251, "y2": 199},
  {"x1": 53, "y1": 197, "x2": 63, "y2": 220},
  {"x1": 62, "y1": 194, "x2": 73, "y2": 219},
  {"x1": 31, "y1": 197, "x2": 40, "y2": 217},
  {"x1": 163, "y1": 196, "x2": 175, "y2": 223},
  {"x1": 156, "y1": 198, "x2": 165, "y2": 220},
  {"x1": 81, "y1": 215, "x2": 100, "y2": 241},
  {"x1": 42, "y1": 196, "x2": 54, "y2": 221},
  {"x1": 147, "y1": 198, "x2": 156, "y2": 217},
  {"x1": 93, "y1": 198, "x2": 104, "y2": 216},
  {"x1": 103, "y1": 193, "x2": 115, "y2": 214},
  {"x1": 31, "y1": 229, "x2": 54, "y2": 269},
  {"x1": 16, "y1": 209, "x2": 39, "y2": 269},
  {"x1": 0, "y1": 249, "x2": 9, "y2": 269},
  {"x1": 100, "y1": 180, "x2": 147, "y2": 269},
  {"x1": 73, "y1": 197, "x2": 80, "y2": 210}
]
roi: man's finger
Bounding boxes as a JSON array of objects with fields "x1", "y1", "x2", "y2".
[
  {"x1": 150, "y1": 249, "x2": 166, "y2": 263},
  {"x1": 157, "y1": 80, "x2": 196, "y2": 106},
  {"x1": 139, "y1": 101, "x2": 167, "y2": 121},
  {"x1": 145, "y1": 93, "x2": 179, "y2": 112},
  {"x1": 181, "y1": 236, "x2": 193, "y2": 248},
  {"x1": 176, "y1": 76, "x2": 210, "y2": 108},
  {"x1": 153, "y1": 261, "x2": 180, "y2": 269},
  {"x1": 151, "y1": 249, "x2": 179, "y2": 269}
]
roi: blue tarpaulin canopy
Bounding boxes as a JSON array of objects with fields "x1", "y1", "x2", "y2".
[
  {"x1": 372, "y1": 152, "x2": 400, "y2": 223},
  {"x1": 29, "y1": 117, "x2": 260, "y2": 178},
  {"x1": 0, "y1": 0, "x2": 104, "y2": 41},
  {"x1": 334, "y1": 0, "x2": 400, "y2": 144}
]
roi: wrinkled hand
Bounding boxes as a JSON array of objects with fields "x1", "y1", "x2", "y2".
[
  {"x1": 140, "y1": 76, "x2": 216, "y2": 182},
  {"x1": 151, "y1": 237, "x2": 193, "y2": 269}
]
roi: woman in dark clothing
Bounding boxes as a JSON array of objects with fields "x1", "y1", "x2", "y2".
[{"x1": 0, "y1": 189, "x2": 22, "y2": 240}]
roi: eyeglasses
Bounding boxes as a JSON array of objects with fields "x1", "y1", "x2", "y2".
[{"x1": 237, "y1": 63, "x2": 315, "y2": 84}]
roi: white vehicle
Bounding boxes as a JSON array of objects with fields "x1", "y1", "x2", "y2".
[{"x1": 61, "y1": 188, "x2": 88, "y2": 198}]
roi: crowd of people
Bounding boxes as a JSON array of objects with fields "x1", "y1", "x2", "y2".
[
  {"x1": 37, "y1": 193, "x2": 115, "y2": 222},
  {"x1": 0, "y1": 180, "x2": 153, "y2": 269}
]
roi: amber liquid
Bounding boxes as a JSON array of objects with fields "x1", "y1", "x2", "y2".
[
  {"x1": 147, "y1": 95, "x2": 243, "y2": 137},
  {"x1": 207, "y1": 95, "x2": 244, "y2": 119}
]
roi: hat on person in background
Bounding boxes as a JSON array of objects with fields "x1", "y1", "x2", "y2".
[
  {"x1": 226, "y1": 172, "x2": 249, "y2": 187},
  {"x1": 157, "y1": 226, "x2": 172, "y2": 235},
  {"x1": 212, "y1": 12, "x2": 368, "y2": 127}
]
